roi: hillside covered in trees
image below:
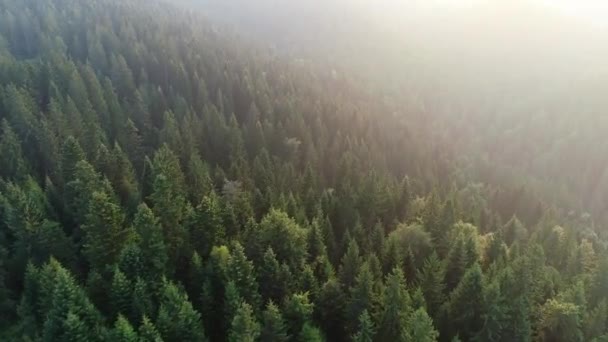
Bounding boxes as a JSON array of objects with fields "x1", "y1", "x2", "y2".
[{"x1": 0, "y1": 0, "x2": 607, "y2": 341}]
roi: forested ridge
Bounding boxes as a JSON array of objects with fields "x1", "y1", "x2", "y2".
[{"x1": 0, "y1": 0, "x2": 607, "y2": 341}]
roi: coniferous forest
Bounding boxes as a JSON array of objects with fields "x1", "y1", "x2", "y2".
[{"x1": 0, "y1": 0, "x2": 607, "y2": 341}]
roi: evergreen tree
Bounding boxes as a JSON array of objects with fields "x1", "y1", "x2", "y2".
[
  {"x1": 258, "y1": 209, "x2": 308, "y2": 269},
  {"x1": 228, "y1": 302, "x2": 260, "y2": 342},
  {"x1": 227, "y1": 242, "x2": 261, "y2": 310},
  {"x1": 138, "y1": 316, "x2": 163, "y2": 342},
  {"x1": 407, "y1": 307, "x2": 439, "y2": 342},
  {"x1": 260, "y1": 300, "x2": 289, "y2": 342},
  {"x1": 110, "y1": 314, "x2": 139, "y2": 342},
  {"x1": 0, "y1": 119, "x2": 27, "y2": 180},
  {"x1": 447, "y1": 263, "x2": 485, "y2": 340},
  {"x1": 156, "y1": 280, "x2": 206, "y2": 342},
  {"x1": 188, "y1": 191, "x2": 225, "y2": 257},
  {"x1": 537, "y1": 299, "x2": 583, "y2": 342},
  {"x1": 82, "y1": 191, "x2": 132, "y2": 272},
  {"x1": 111, "y1": 268, "x2": 133, "y2": 318},
  {"x1": 283, "y1": 292, "x2": 314, "y2": 338},
  {"x1": 339, "y1": 239, "x2": 362, "y2": 290},
  {"x1": 315, "y1": 278, "x2": 347, "y2": 342},
  {"x1": 416, "y1": 252, "x2": 445, "y2": 319},
  {"x1": 377, "y1": 267, "x2": 411, "y2": 342},
  {"x1": 132, "y1": 204, "x2": 168, "y2": 282},
  {"x1": 298, "y1": 322, "x2": 325, "y2": 342},
  {"x1": 346, "y1": 262, "x2": 380, "y2": 335},
  {"x1": 352, "y1": 310, "x2": 375, "y2": 342},
  {"x1": 259, "y1": 247, "x2": 291, "y2": 304}
]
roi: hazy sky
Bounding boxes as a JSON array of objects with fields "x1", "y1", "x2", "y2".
[
  {"x1": 365, "y1": 0, "x2": 608, "y2": 28},
  {"x1": 540, "y1": 0, "x2": 608, "y2": 26}
]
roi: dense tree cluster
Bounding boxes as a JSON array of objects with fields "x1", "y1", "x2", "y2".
[{"x1": 0, "y1": 0, "x2": 607, "y2": 341}]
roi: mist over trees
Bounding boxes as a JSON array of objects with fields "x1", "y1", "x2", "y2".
[{"x1": 0, "y1": 0, "x2": 607, "y2": 341}]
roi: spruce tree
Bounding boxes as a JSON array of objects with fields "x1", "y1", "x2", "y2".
[
  {"x1": 228, "y1": 302, "x2": 260, "y2": 342},
  {"x1": 82, "y1": 191, "x2": 132, "y2": 272},
  {"x1": 352, "y1": 310, "x2": 375, "y2": 342},
  {"x1": 260, "y1": 301, "x2": 289, "y2": 342},
  {"x1": 407, "y1": 307, "x2": 439, "y2": 342},
  {"x1": 416, "y1": 252, "x2": 445, "y2": 319},
  {"x1": 377, "y1": 267, "x2": 411, "y2": 342}
]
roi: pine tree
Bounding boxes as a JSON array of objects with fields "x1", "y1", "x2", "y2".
[
  {"x1": 377, "y1": 267, "x2": 411, "y2": 342},
  {"x1": 0, "y1": 119, "x2": 27, "y2": 180},
  {"x1": 347, "y1": 262, "x2": 380, "y2": 335},
  {"x1": 299, "y1": 264, "x2": 320, "y2": 303},
  {"x1": 583, "y1": 299, "x2": 607, "y2": 341},
  {"x1": 3, "y1": 179, "x2": 74, "y2": 273},
  {"x1": 63, "y1": 312, "x2": 91, "y2": 342},
  {"x1": 315, "y1": 278, "x2": 347, "y2": 342},
  {"x1": 298, "y1": 322, "x2": 325, "y2": 342},
  {"x1": 537, "y1": 299, "x2": 583, "y2": 342},
  {"x1": 155, "y1": 280, "x2": 206, "y2": 342},
  {"x1": 258, "y1": 209, "x2": 308, "y2": 269},
  {"x1": 110, "y1": 314, "x2": 139, "y2": 342},
  {"x1": 339, "y1": 239, "x2": 362, "y2": 289},
  {"x1": 131, "y1": 277, "x2": 153, "y2": 325},
  {"x1": 82, "y1": 191, "x2": 133, "y2": 272},
  {"x1": 447, "y1": 263, "x2": 485, "y2": 340},
  {"x1": 148, "y1": 145, "x2": 188, "y2": 265},
  {"x1": 111, "y1": 268, "x2": 133, "y2": 318},
  {"x1": 228, "y1": 302, "x2": 260, "y2": 342},
  {"x1": 41, "y1": 262, "x2": 103, "y2": 342},
  {"x1": 283, "y1": 292, "x2": 314, "y2": 338},
  {"x1": 224, "y1": 281, "x2": 242, "y2": 336},
  {"x1": 260, "y1": 301, "x2": 289, "y2": 342},
  {"x1": 227, "y1": 242, "x2": 261, "y2": 310},
  {"x1": 308, "y1": 218, "x2": 328, "y2": 263},
  {"x1": 407, "y1": 307, "x2": 439, "y2": 342},
  {"x1": 188, "y1": 191, "x2": 225, "y2": 257},
  {"x1": 416, "y1": 252, "x2": 445, "y2": 319},
  {"x1": 474, "y1": 281, "x2": 506, "y2": 342},
  {"x1": 132, "y1": 204, "x2": 167, "y2": 282},
  {"x1": 259, "y1": 247, "x2": 291, "y2": 304},
  {"x1": 352, "y1": 310, "x2": 375, "y2": 342},
  {"x1": 60, "y1": 136, "x2": 86, "y2": 186},
  {"x1": 138, "y1": 316, "x2": 163, "y2": 342},
  {"x1": 65, "y1": 160, "x2": 115, "y2": 227}
]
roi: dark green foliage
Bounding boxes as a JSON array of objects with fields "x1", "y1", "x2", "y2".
[
  {"x1": 298, "y1": 322, "x2": 325, "y2": 342},
  {"x1": 260, "y1": 301, "x2": 289, "y2": 342},
  {"x1": 0, "y1": 119, "x2": 27, "y2": 180},
  {"x1": 258, "y1": 209, "x2": 308, "y2": 269},
  {"x1": 537, "y1": 299, "x2": 583, "y2": 342},
  {"x1": 259, "y1": 247, "x2": 292, "y2": 304},
  {"x1": 132, "y1": 204, "x2": 168, "y2": 283},
  {"x1": 446, "y1": 263, "x2": 485, "y2": 340},
  {"x1": 110, "y1": 315, "x2": 139, "y2": 342},
  {"x1": 352, "y1": 310, "x2": 375, "y2": 342},
  {"x1": 111, "y1": 268, "x2": 133, "y2": 318},
  {"x1": 82, "y1": 191, "x2": 132, "y2": 272},
  {"x1": 156, "y1": 280, "x2": 206, "y2": 342},
  {"x1": 407, "y1": 307, "x2": 439, "y2": 342},
  {"x1": 227, "y1": 242, "x2": 261, "y2": 310},
  {"x1": 315, "y1": 278, "x2": 347, "y2": 342},
  {"x1": 416, "y1": 252, "x2": 445, "y2": 319},
  {"x1": 339, "y1": 239, "x2": 362, "y2": 290},
  {"x1": 377, "y1": 268, "x2": 411, "y2": 342},
  {"x1": 283, "y1": 292, "x2": 314, "y2": 338},
  {"x1": 0, "y1": 0, "x2": 605, "y2": 341},
  {"x1": 228, "y1": 302, "x2": 260, "y2": 342},
  {"x1": 138, "y1": 316, "x2": 163, "y2": 342},
  {"x1": 346, "y1": 262, "x2": 381, "y2": 335}
]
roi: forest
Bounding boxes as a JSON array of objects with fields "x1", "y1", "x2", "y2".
[{"x1": 0, "y1": 0, "x2": 607, "y2": 341}]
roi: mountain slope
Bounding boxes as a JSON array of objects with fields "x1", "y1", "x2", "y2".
[{"x1": 0, "y1": 0, "x2": 606, "y2": 341}]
